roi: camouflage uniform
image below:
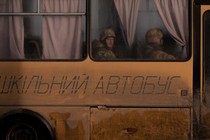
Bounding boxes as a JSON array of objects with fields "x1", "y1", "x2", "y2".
[
  {"x1": 93, "y1": 43, "x2": 116, "y2": 60},
  {"x1": 144, "y1": 28, "x2": 176, "y2": 60},
  {"x1": 145, "y1": 46, "x2": 176, "y2": 60},
  {"x1": 92, "y1": 28, "x2": 117, "y2": 60}
]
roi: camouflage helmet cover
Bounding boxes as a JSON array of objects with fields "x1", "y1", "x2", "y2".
[
  {"x1": 100, "y1": 28, "x2": 116, "y2": 41},
  {"x1": 146, "y1": 28, "x2": 163, "y2": 44}
]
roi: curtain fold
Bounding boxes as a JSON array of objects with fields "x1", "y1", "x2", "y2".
[
  {"x1": 42, "y1": 0, "x2": 83, "y2": 59},
  {"x1": 114, "y1": 0, "x2": 140, "y2": 47},
  {"x1": 0, "y1": 0, "x2": 24, "y2": 59},
  {"x1": 154, "y1": 0, "x2": 189, "y2": 58}
]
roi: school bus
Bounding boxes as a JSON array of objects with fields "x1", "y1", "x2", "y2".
[{"x1": 0, "y1": 0, "x2": 209, "y2": 139}]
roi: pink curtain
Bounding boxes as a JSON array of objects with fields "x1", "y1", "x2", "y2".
[
  {"x1": 154, "y1": 0, "x2": 189, "y2": 58},
  {"x1": 0, "y1": 0, "x2": 24, "y2": 59},
  {"x1": 42, "y1": 0, "x2": 83, "y2": 59},
  {"x1": 114, "y1": 0, "x2": 140, "y2": 47}
]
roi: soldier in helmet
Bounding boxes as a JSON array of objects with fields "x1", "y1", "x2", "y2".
[
  {"x1": 144, "y1": 28, "x2": 176, "y2": 60},
  {"x1": 92, "y1": 28, "x2": 117, "y2": 60}
]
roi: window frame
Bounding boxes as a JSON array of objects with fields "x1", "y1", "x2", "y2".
[
  {"x1": 0, "y1": 0, "x2": 87, "y2": 61},
  {"x1": 89, "y1": 0, "x2": 192, "y2": 62}
]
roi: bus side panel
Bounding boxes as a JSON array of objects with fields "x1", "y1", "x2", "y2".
[{"x1": 91, "y1": 108, "x2": 191, "y2": 140}]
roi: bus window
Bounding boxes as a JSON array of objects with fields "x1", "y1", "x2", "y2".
[
  {"x1": 90, "y1": 0, "x2": 190, "y2": 61},
  {"x1": 204, "y1": 11, "x2": 210, "y2": 107},
  {"x1": 23, "y1": 0, "x2": 37, "y2": 13},
  {"x1": 0, "y1": 0, "x2": 86, "y2": 60}
]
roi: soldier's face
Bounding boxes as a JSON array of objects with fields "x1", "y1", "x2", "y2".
[{"x1": 105, "y1": 37, "x2": 114, "y2": 49}]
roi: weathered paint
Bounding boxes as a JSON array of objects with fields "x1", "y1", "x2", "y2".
[
  {"x1": 91, "y1": 108, "x2": 190, "y2": 140},
  {"x1": 0, "y1": 60, "x2": 193, "y2": 107},
  {"x1": 0, "y1": 1, "x2": 194, "y2": 139}
]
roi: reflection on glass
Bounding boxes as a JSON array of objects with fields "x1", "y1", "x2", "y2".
[{"x1": 91, "y1": 0, "x2": 189, "y2": 61}]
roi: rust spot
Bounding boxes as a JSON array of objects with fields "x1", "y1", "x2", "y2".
[{"x1": 122, "y1": 127, "x2": 138, "y2": 134}]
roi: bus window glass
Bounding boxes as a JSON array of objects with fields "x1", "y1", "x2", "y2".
[
  {"x1": 0, "y1": 0, "x2": 37, "y2": 13},
  {"x1": 40, "y1": 0, "x2": 86, "y2": 13},
  {"x1": 0, "y1": 0, "x2": 86, "y2": 60},
  {"x1": 23, "y1": 0, "x2": 37, "y2": 13},
  {"x1": 204, "y1": 11, "x2": 210, "y2": 106},
  {"x1": 90, "y1": 0, "x2": 190, "y2": 61},
  {"x1": 24, "y1": 16, "x2": 42, "y2": 59},
  {"x1": 0, "y1": 0, "x2": 25, "y2": 13},
  {"x1": 40, "y1": 15, "x2": 86, "y2": 60}
]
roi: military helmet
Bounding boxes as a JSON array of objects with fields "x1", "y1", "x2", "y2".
[
  {"x1": 100, "y1": 28, "x2": 116, "y2": 41},
  {"x1": 146, "y1": 28, "x2": 163, "y2": 44}
]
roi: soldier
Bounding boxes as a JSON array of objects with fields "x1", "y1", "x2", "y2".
[
  {"x1": 144, "y1": 28, "x2": 176, "y2": 60},
  {"x1": 92, "y1": 28, "x2": 117, "y2": 60}
]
